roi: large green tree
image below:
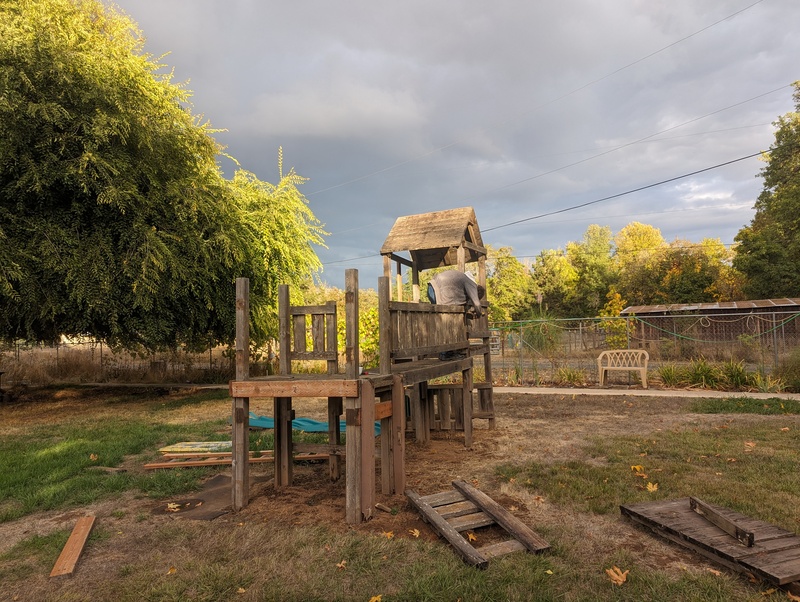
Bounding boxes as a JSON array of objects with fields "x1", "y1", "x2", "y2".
[
  {"x1": 485, "y1": 245, "x2": 531, "y2": 322},
  {"x1": 0, "y1": 0, "x2": 324, "y2": 349},
  {"x1": 734, "y1": 83, "x2": 800, "y2": 298}
]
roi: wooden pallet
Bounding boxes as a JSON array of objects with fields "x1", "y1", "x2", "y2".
[
  {"x1": 406, "y1": 480, "x2": 550, "y2": 569},
  {"x1": 621, "y1": 497, "x2": 800, "y2": 587}
]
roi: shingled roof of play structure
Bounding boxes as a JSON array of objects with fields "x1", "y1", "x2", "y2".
[{"x1": 380, "y1": 206, "x2": 486, "y2": 271}]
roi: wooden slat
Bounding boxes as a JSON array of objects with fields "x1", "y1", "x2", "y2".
[
  {"x1": 690, "y1": 496, "x2": 755, "y2": 546},
  {"x1": 478, "y1": 539, "x2": 527, "y2": 560},
  {"x1": 435, "y1": 500, "x2": 480, "y2": 519},
  {"x1": 447, "y1": 511, "x2": 495, "y2": 532},
  {"x1": 374, "y1": 400, "x2": 393, "y2": 420},
  {"x1": 50, "y1": 516, "x2": 95, "y2": 578}
]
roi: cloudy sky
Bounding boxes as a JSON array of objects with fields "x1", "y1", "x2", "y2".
[{"x1": 109, "y1": 0, "x2": 799, "y2": 288}]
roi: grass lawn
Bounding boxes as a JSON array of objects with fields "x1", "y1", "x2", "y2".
[{"x1": 1, "y1": 387, "x2": 799, "y2": 601}]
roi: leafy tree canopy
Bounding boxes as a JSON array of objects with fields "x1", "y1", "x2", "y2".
[
  {"x1": 0, "y1": 0, "x2": 324, "y2": 350},
  {"x1": 734, "y1": 82, "x2": 800, "y2": 298}
]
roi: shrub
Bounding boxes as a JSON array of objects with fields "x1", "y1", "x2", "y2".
[
  {"x1": 775, "y1": 347, "x2": 800, "y2": 393},
  {"x1": 686, "y1": 357, "x2": 720, "y2": 389},
  {"x1": 554, "y1": 366, "x2": 586, "y2": 386},
  {"x1": 720, "y1": 359, "x2": 748, "y2": 391},
  {"x1": 657, "y1": 364, "x2": 685, "y2": 388}
]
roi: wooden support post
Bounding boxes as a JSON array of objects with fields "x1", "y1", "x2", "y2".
[
  {"x1": 345, "y1": 392, "x2": 362, "y2": 524},
  {"x1": 360, "y1": 379, "x2": 375, "y2": 521},
  {"x1": 274, "y1": 396, "x2": 293, "y2": 487},
  {"x1": 328, "y1": 396, "x2": 342, "y2": 481},
  {"x1": 396, "y1": 261, "x2": 403, "y2": 302},
  {"x1": 391, "y1": 374, "x2": 406, "y2": 494},
  {"x1": 278, "y1": 284, "x2": 291, "y2": 375},
  {"x1": 232, "y1": 278, "x2": 250, "y2": 511},
  {"x1": 441, "y1": 388, "x2": 452, "y2": 431},
  {"x1": 412, "y1": 265, "x2": 420, "y2": 302},
  {"x1": 462, "y1": 367, "x2": 473, "y2": 447},
  {"x1": 378, "y1": 277, "x2": 391, "y2": 376},
  {"x1": 345, "y1": 269, "x2": 359, "y2": 379}
]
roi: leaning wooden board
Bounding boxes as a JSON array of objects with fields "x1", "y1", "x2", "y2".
[{"x1": 621, "y1": 497, "x2": 800, "y2": 586}]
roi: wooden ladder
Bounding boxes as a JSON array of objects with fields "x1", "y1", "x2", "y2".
[{"x1": 406, "y1": 480, "x2": 549, "y2": 568}]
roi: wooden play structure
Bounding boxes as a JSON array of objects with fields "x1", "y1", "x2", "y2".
[{"x1": 228, "y1": 207, "x2": 495, "y2": 523}]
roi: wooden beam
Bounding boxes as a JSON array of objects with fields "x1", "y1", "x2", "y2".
[
  {"x1": 50, "y1": 516, "x2": 96, "y2": 578},
  {"x1": 690, "y1": 496, "x2": 756, "y2": 547},
  {"x1": 230, "y1": 380, "x2": 359, "y2": 398},
  {"x1": 452, "y1": 481, "x2": 550, "y2": 552}
]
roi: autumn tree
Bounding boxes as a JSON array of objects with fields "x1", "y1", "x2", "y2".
[
  {"x1": 0, "y1": 0, "x2": 324, "y2": 349},
  {"x1": 485, "y1": 246, "x2": 532, "y2": 321},
  {"x1": 564, "y1": 225, "x2": 617, "y2": 316},
  {"x1": 653, "y1": 238, "x2": 741, "y2": 304},
  {"x1": 529, "y1": 249, "x2": 577, "y2": 317},
  {"x1": 734, "y1": 83, "x2": 800, "y2": 298},
  {"x1": 613, "y1": 222, "x2": 666, "y2": 306}
]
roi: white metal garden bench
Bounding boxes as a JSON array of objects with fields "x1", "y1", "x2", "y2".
[{"x1": 597, "y1": 349, "x2": 649, "y2": 388}]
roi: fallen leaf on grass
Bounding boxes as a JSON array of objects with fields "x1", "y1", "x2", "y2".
[
  {"x1": 786, "y1": 590, "x2": 800, "y2": 601},
  {"x1": 634, "y1": 472, "x2": 648, "y2": 479},
  {"x1": 382, "y1": 531, "x2": 394, "y2": 540},
  {"x1": 781, "y1": 427, "x2": 790, "y2": 432},
  {"x1": 236, "y1": 587, "x2": 246, "y2": 594},
  {"x1": 369, "y1": 596, "x2": 382, "y2": 602},
  {"x1": 167, "y1": 566, "x2": 177, "y2": 575},
  {"x1": 744, "y1": 441, "x2": 756, "y2": 452},
  {"x1": 336, "y1": 560, "x2": 347, "y2": 570},
  {"x1": 605, "y1": 566, "x2": 629, "y2": 586},
  {"x1": 467, "y1": 532, "x2": 477, "y2": 542},
  {"x1": 165, "y1": 503, "x2": 181, "y2": 512},
  {"x1": 409, "y1": 529, "x2": 420, "y2": 538},
  {"x1": 544, "y1": 569, "x2": 553, "y2": 575},
  {"x1": 630, "y1": 465, "x2": 644, "y2": 472},
  {"x1": 760, "y1": 587, "x2": 776, "y2": 595},
  {"x1": 89, "y1": 453, "x2": 98, "y2": 461},
  {"x1": 646, "y1": 482, "x2": 659, "y2": 492},
  {"x1": 706, "y1": 568, "x2": 721, "y2": 576}
]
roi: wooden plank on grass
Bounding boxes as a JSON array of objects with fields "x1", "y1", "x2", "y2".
[{"x1": 50, "y1": 516, "x2": 95, "y2": 578}]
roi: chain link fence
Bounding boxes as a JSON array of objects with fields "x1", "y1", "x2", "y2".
[
  {"x1": 2, "y1": 310, "x2": 798, "y2": 388},
  {"x1": 489, "y1": 310, "x2": 800, "y2": 386}
]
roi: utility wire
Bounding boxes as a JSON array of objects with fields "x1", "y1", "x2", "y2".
[
  {"x1": 306, "y1": 1, "x2": 766, "y2": 197},
  {"x1": 482, "y1": 151, "x2": 767, "y2": 233}
]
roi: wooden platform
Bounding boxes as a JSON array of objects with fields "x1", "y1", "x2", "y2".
[
  {"x1": 621, "y1": 497, "x2": 800, "y2": 586},
  {"x1": 407, "y1": 480, "x2": 550, "y2": 569}
]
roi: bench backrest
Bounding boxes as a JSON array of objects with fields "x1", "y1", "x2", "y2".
[
  {"x1": 378, "y1": 276, "x2": 469, "y2": 373},
  {"x1": 597, "y1": 349, "x2": 649, "y2": 369}
]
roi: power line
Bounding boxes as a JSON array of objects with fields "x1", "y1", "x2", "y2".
[
  {"x1": 306, "y1": 1, "x2": 766, "y2": 197},
  {"x1": 482, "y1": 151, "x2": 767, "y2": 233},
  {"x1": 465, "y1": 84, "x2": 787, "y2": 201}
]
